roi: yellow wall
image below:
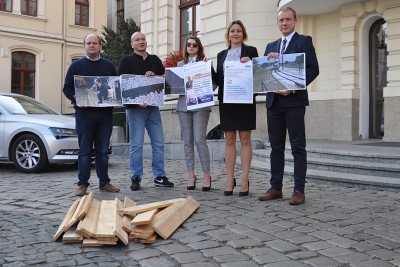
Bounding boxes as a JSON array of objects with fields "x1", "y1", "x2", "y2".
[{"x1": 0, "y1": 0, "x2": 108, "y2": 114}]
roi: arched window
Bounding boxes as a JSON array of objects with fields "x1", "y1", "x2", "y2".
[
  {"x1": 179, "y1": 0, "x2": 200, "y2": 50},
  {"x1": 0, "y1": 0, "x2": 12, "y2": 12},
  {"x1": 21, "y1": 0, "x2": 37, "y2": 16},
  {"x1": 12, "y1": 52, "x2": 36, "y2": 98},
  {"x1": 75, "y1": 0, "x2": 89, "y2": 27}
]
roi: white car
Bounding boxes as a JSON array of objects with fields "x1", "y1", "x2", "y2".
[{"x1": 0, "y1": 92, "x2": 79, "y2": 173}]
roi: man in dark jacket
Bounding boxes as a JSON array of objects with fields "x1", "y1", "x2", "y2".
[{"x1": 258, "y1": 7, "x2": 319, "y2": 205}]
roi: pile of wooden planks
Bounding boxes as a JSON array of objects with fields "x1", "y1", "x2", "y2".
[{"x1": 52, "y1": 192, "x2": 200, "y2": 246}]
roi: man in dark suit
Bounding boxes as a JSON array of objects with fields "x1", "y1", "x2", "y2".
[{"x1": 258, "y1": 7, "x2": 319, "y2": 205}]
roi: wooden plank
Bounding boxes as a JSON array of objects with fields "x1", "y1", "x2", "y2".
[
  {"x1": 118, "y1": 198, "x2": 185, "y2": 216},
  {"x1": 52, "y1": 198, "x2": 80, "y2": 241},
  {"x1": 152, "y1": 196, "x2": 200, "y2": 239},
  {"x1": 122, "y1": 196, "x2": 136, "y2": 233},
  {"x1": 76, "y1": 198, "x2": 100, "y2": 238},
  {"x1": 74, "y1": 191, "x2": 94, "y2": 221},
  {"x1": 62, "y1": 225, "x2": 83, "y2": 242},
  {"x1": 129, "y1": 232, "x2": 152, "y2": 240},
  {"x1": 64, "y1": 191, "x2": 94, "y2": 231},
  {"x1": 76, "y1": 220, "x2": 91, "y2": 239},
  {"x1": 95, "y1": 200, "x2": 116, "y2": 238},
  {"x1": 137, "y1": 234, "x2": 157, "y2": 244},
  {"x1": 130, "y1": 209, "x2": 158, "y2": 226},
  {"x1": 97, "y1": 240, "x2": 117, "y2": 245},
  {"x1": 113, "y1": 197, "x2": 129, "y2": 245},
  {"x1": 129, "y1": 224, "x2": 154, "y2": 240},
  {"x1": 97, "y1": 237, "x2": 118, "y2": 242},
  {"x1": 123, "y1": 196, "x2": 136, "y2": 209},
  {"x1": 82, "y1": 239, "x2": 103, "y2": 247}
]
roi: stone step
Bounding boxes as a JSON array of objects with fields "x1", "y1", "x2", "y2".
[
  {"x1": 260, "y1": 143, "x2": 400, "y2": 164},
  {"x1": 240, "y1": 158, "x2": 400, "y2": 190},
  {"x1": 252, "y1": 149, "x2": 400, "y2": 178}
]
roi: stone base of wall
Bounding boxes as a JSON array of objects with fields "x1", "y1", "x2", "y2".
[
  {"x1": 160, "y1": 101, "x2": 268, "y2": 142},
  {"x1": 112, "y1": 138, "x2": 266, "y2": 160},
  {"x1": 383, "y1": 96, "x2": 400, "y2": 142},
  {"x1": 306, "y1": 98, "x2": 360, "y2": 141}
]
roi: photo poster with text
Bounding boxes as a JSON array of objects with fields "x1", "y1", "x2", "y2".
[
  {"x1": 252, "y1": 53, "x2": 306, "y2": 93},
  {"x1": 183, "y1": 61, "x2": 215, "y2": 110},
  {"x1": 120, "y1": 74, "x2": 165, "y2": 106},
  {"x1": 74, "y1": 75, "x2": 122, "y2": 107},
  {"x1": 223, "y1": 60, "x2": 253, "y2": 104},
  {"x1": 164, "y1": 67, "x2": 185, "y2": 95}
]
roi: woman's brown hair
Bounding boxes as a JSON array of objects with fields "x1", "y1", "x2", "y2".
[
  {"x1": 224, "y1": 20, "x2": 248, "y2": 48},
  {"x1": 183, "y1": 36, "x2": 205, "y2": 64}
]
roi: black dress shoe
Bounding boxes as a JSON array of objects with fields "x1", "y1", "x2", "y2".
[
  {"x1": 202, "y1": 176, "x2": 212, "y2": 191},
  {"x1": 238, "y1": 191, "x2": 249, "y2": 197},
  {"x1": 187, "y1": 176, "x2": 196, "y2": 190},
  {"x1": 239, "y1": 181, "x2": 249, "y2": 197},
  {"x1": 223, "y1": 178, "x2": 236, "y2": 196}
]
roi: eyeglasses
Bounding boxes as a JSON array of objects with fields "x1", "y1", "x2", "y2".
[{"x1": 186, "y1": 43, "x2": 198, "y2": 48}]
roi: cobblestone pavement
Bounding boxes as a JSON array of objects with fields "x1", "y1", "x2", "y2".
[{"x1": 1, "y1": 156, "x2": 400, "y2": 267}]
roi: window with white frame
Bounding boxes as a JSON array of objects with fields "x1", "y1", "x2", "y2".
[
  {"x1": 179, "y1": 0, "x2": 200, "y2": 50},
  {"x1": 21, "y1": 0, "x2": 37, "y2": 16},
  {"x1": 0, "y1": 0, "x2": 12, "y2": 12},
  {"x1": 75, "y1": 0, "x2": 89, "y2": 27},
  {"x1": 12, "y1": 51, "x2": 36, "y2": 98}
]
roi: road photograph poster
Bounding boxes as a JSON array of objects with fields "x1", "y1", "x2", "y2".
[
  {"x1": 223, "y1": 60, "x2": 253, "y2": 104},
  {"x1": 120, "y1": 74, "x2": 165, "y2": 106},
  {"x1": 252, "y1": 53, "x2": 306, "y2": 93},
  {"x1": 164, "y1": 67, "x2": 185, "y2": 95},
  {"x1": 182, "y1": 61, "x2": 215, "y2": 110},
  {"x1": 73, "y1": 75, "x2": 122, "y2": 107}
]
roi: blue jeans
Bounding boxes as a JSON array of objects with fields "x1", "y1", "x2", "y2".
[
  {"x1": 126, "y1": 106, "x2": 165, "y2": 180},
  {"x1": 75, "y1": 108, "x2": 112, "y2": 188}
]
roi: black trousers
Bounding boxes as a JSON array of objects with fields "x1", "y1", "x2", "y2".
[{"x1": 267, "y1": 96, "x2": 307, "y2": 193}]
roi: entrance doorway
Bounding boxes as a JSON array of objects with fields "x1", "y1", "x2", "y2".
[{"x1": 368, "y1": 19, "x2": 387, "y2": 138}]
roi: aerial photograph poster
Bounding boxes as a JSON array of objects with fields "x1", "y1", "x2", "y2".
[
  {"x1": 252, "y1": 53, "x2": 306, "y2": 93},
  {"x1": 74, "y1": 75, "x2": 122, "y2": 107},
  {"x1": 120, "y1": 74, "x2": 165, "y2": 106},
  {"x1": 183, "y1": 61, "x2": 215, "y2": 110}
]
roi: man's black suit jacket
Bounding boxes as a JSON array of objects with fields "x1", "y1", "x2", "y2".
[{"x1": 264, "y1": 32, "x2": 319, "y2": 108}]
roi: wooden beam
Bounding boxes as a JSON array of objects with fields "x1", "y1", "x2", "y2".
[
  {"x1": 122, "y1": 196, "x2": 136, "y2": 233},
  {"x1": 52, "y1": 198, "x2": 80, "y2": 241},
  {"x1": 113, "y1": 197, "x2": 129, "y2": 245},
  {"x1": 152, "y1": 196, "x2": 199, "y2": 239},
  {"x1": 118, "y1": 198, "x2": 185, "y2": 216}
]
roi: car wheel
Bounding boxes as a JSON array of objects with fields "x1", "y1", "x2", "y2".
[{"x1": 11, "y1": 134, "x2": 48, "y2": 173}]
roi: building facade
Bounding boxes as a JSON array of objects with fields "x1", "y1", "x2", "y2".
[
  {"x1": 0, "y1": 0, "x2": 108, "y2": 114},
  {"x1": 108, "y1": 0, "x2": 400, "y2": 142}
]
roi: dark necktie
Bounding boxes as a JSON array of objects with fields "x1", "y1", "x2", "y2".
[{"x1": 281, "y1": 38, "x2": 287, "y2": 54}]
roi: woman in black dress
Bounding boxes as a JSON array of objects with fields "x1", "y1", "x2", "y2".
[{"x1": 214, "y1": 20, "x2": 258, "y2": 196}]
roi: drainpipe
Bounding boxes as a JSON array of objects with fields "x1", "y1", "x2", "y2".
[{"x1": 61, "y1": 0, "x2": 67, "y2": 114}]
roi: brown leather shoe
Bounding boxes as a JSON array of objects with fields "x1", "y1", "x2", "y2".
[
  {"x1": 75, "y1": 185, "x2": 87, "y2": 196},
  {"x1": 289, "y1": 192, "x2": 305, "y2": 205},
  {"x1": 258, "y1": 188, "x2": 283, "y2": 201},
  {"x1": 100, "y1": 183, "x2": 120, "y2": 193}
]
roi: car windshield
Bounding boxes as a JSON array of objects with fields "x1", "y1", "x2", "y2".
[{"x1": 0, "y1": 95, "x2": 59, "y2": 115}]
